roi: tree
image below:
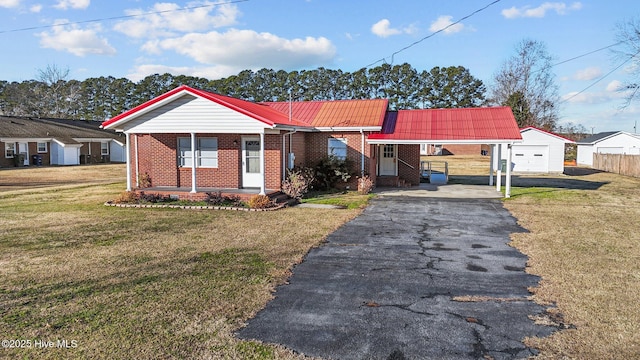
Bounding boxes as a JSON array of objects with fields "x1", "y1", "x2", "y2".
[
  {"x1": 614, "y1": 17, "x2": 640, "y2": 105},
  {"x1": 420, "y1": 66, "x2": 486, "y2": 109},
  {"x1": 37, "y1": 64, "x2": 72, "y2": 118},
  {"x1": 490, "y1": 39, "x2": 560, "y2": 129}
]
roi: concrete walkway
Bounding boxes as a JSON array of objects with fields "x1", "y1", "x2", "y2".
[{"x1": 238, "y1": 194, "x2": 556, "y2": 359}]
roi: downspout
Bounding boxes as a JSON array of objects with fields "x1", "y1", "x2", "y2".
[
  {"x1": 190, "y1": 132, "x2": 196, "y2": 193},
  {"x1": 360, "y1": 129, "x2": 365, "y2": 176},
  {"x1": 281, "y1": 129, "x2": 297, "y2": 181}
]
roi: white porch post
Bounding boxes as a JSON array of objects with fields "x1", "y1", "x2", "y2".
[
  {"x1": 489, "y1": 143, "x2": 495, "y2": 186},
  {"x1": 134, "y1": 134, "x2": 139, "y2": 188},
  {"x1": 259, "y1": 132, "x2": 266, "y2": 195},
  {"x1": 496, "y1": 144, "x2": 502, "y2": 192},
  {"x1": 505, "y1": 143, "x2": 513, "y2": 198},
  {"x1": 125, "y1": 132, "x2": 132, "y2": 191},
  {"x1": 190, "y1": 132, "x2": 197, "y2": 193}
]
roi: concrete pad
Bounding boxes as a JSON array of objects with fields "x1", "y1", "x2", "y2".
[
  {"x1": 375, "y1": 183, "x2": 503, "y2": 199},
  {"x1": 238, "y1": 196, "x2": 558, "y2": 359}
]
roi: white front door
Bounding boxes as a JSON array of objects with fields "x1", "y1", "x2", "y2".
[
  {"x1": 242, "y1": 137, "x2": 262, "y2": 188},
  {"x1": 18, "y1": 142, "x2": 29, "y2": 166},
  {"x1": 379, "y1": 144, "x2": 397, "y2": 176}
]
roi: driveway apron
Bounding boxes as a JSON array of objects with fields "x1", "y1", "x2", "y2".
[{"x1": 238, "y1": 196, "x2": 556, "y2": 359}]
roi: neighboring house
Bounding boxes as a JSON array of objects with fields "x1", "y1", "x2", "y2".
[
  {"x1": 0, "y1": 117, "x2": 126, "y2": 167},
  {"x1": 495, "y1": 127, "x2": 575, "y2": 173},
  {"x1": 101, "y1": 85, "x2": 522, "y2": 198},
  {"x1": 576, "y1": 131, "x2": 640, "y2": 166}
]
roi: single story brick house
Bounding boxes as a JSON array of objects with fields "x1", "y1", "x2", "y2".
[
  {"x1": 101, "y1": 85, "x2": 522, "y2": 198},
  {"x1": 1, "y1": 116, "x2": 126, "y2": 167}
]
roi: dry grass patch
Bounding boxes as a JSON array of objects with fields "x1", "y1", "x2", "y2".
[
  {"x1": 505, "y1": 171, "x2": 640, "y2": 359},
  {"x1": 0, "y1": 168, "x2": 361, "y2": 359}
]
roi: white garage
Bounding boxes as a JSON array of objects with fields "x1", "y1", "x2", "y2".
[
  {"x1": 577, "y1": 131, "x2": 640, "y2": 166},
  {"x1": 496, "y1": 127, "x2": 574, "y2": 174}
]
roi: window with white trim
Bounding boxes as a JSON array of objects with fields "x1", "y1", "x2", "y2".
[
  {"x1": 100, "y1": 142, "x2": 109, "y2": 155},
  {"x1": 198, "y1": 138, "x2": 218, "y2": 167},
  {"x1": 5, "y1": 143, "x2": 15, "y2": 158},
  {"x1": 328, "y1": 138, "x2": 347, "y2": 161},
  {"x1": 177, "y1": 137, "x2": 218, "y2": 168},
  {"x1": 37, "y1": 142, "x2": 47, "y2": 153}
]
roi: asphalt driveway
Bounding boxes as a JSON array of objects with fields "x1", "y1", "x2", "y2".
[{"x1": 238, "y1": 194, "x2": 557, "y2": 359}]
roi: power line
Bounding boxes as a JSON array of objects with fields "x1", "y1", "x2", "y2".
[
  {"x1": 365, "y1": 0, "x2": 502, "y2": 68},
  {"x1": 561, "y1": 48, "x2": 640, "y2": 104},
  {"x1": 0, "y1": 0, "x2": 249, "y2": 34}
]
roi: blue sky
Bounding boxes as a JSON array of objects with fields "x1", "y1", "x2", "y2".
[{"x1": 0, "y1": 0, "x2": 639, "y2": 132}]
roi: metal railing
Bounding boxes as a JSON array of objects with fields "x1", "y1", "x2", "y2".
[{"x1": 420, "y1": 161, "x2": 449, "y2": 183}]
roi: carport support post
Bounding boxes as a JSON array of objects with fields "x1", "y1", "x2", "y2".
[
  {"x1": 496, "y1": 144, "x2": 502, "y2": 192},
  {"x1": 489, "y1": 144, "x2": 495, "y2": 186},
  {"x1": 505, "y1": 143, "x2": 512, "y2": 198},
  {"x1": 259, "y1": 132, "x2": 265, "y2": 195}
]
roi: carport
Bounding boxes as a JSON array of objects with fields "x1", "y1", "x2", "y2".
[{"x1": 368, "y1": 107, "x2": 522, "y2": 197}]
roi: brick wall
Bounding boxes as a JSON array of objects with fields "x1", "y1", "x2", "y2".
[
  {"x1": 442, "y1": 144, "x2": 482, "y2": 155},
  {"x1": 0, "y1": 141, "x2": 12, "y2": 167},
  {"x1": 0, "y1": 141, "x2": 51, "y2": 167},
  {"x1": 398, "y1": 144, "x2": 421, "y2": 185},
  {"x1": 132, "y1": 133, "x2": 282, "y2": 190}
]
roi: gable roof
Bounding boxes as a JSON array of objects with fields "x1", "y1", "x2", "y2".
[
  {"x1": 1, "y1": 116, "x2": 124, "y2": 145},
  {"x1": 520, "y1": 126, "x2": 575, "y2": 143},
  {"x1": 575, "y1": 131, "x2": 638, "y2": 145},
  {"x1": 264, "y1": 99, "x2": 388, "y2": 128},
  {"x1": 367, "y1": 107, "x2": 522, "y2": 144},
  {"x1": 102, "y1": 85, "x2": 310, "y2": 130}
]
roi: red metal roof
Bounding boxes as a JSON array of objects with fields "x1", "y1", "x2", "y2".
[
  {"x1": 264, "y1": 99, "x2": 388, "y2": 128},
  {"x1": 368, "y1": 107, "x2": 522, "y2": 142}
]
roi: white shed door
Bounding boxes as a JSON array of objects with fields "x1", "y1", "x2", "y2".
[{"x1": 512, "y1": 145, "x2": 549, "y2": 172}]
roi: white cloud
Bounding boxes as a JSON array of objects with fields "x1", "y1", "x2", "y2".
[
  {"x1": 370, "y1": 19, "x2": 416, "y2": 38},
  {"x1": 606, "y1": 80, "x2": 624, "y2": 92},
  {"x1": 30, "y1": 4, "x2": 42, "y2": 12},
  {"x1": 429, "y1": 15, "x2": 464, "y2": 34},
  {"x1": 114, "y1": 2, "x2": 240, "y2": 39},
  {"x1": 54, "y1": 0, "x2": 90, "y2": 10},
  {"x1": 573, "y1": 67, "x2": 602, "y2": 81},
  {"x1": 502, "y1": 2, "x2": 582, "y2": 19},
  {"x1": 371, "y1": 19, "x2": 401, "y2": 38},
  {"x1": 146, "y1": 29, "x2": 336, "y2": 70},
  {"x1": 37, "y1": 20, "x2": 116, "y2": 57},
  {"x1": 0, "y1": 0, "x2": 21, "y2": 8}
]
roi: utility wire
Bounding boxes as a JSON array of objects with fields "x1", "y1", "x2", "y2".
[
  {"x1": 0, "y1": 0, "x2": 249, "y2": 34},
  {"x1": 365, "y1": 0, "x2": 502, "y2": 68},
  {"x1": 561, "y1": 48, "x2": 640, "y2": 103}
]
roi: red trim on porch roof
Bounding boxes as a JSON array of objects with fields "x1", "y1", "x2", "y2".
[{"x1": 368, "y1": 107, "x2": 522, "y2": 141}]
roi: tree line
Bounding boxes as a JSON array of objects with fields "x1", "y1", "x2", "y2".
[{"x1": 0, "y1": 63, "x2": 487, "y2": 122}]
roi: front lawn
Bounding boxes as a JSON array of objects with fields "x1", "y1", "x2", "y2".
[{"x1": 0, "y1": 166, "x2": 362, "y2": 359}]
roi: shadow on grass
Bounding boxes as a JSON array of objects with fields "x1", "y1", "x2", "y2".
[{"x1": 448, "y1": 173, "x2": 609, "y2": 191}]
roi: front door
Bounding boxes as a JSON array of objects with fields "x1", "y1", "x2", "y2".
[
  {"x1": 18, "y1": 142, "x2": 29, "y2": 166},
  {"x1": 379, "y1": 144, "x2": 397, "y2": 176},
  {"x1": 242, "y1": 137, "x2": 262, "y2": 188}
]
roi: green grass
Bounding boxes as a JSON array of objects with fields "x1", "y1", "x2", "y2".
[
  {"x1": 300, "y1": 190, "x2": 375, "y2": 209},
  {"x1": 0, "y1": 169, "x2": 362, "y2": 360}
]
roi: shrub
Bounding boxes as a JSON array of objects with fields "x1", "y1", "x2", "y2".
[
  {"x1": 313, "y1": 155, "x2": 354, "y2": 190},
  {"x1": 114, "y1": 191, "x2": 139, "y2": 204},
  {"x1": 281, "y1": 167, "x2": 315, "y2": 200},
  {"x1": 139, "y1": 192, "x2": 170, "y2": 203},
  {"x1": 248, "y1": 194, "x2": 273, "y2": 209},
  {"x1": 138, "y1": 172, "x2": 151, "y2": 188},
  {"x1": 206, "y1": 191, "x2": 244, "y2": 207},
  {"x1": 357, "y1": 175, "x2": 374, "y2": 195}
]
